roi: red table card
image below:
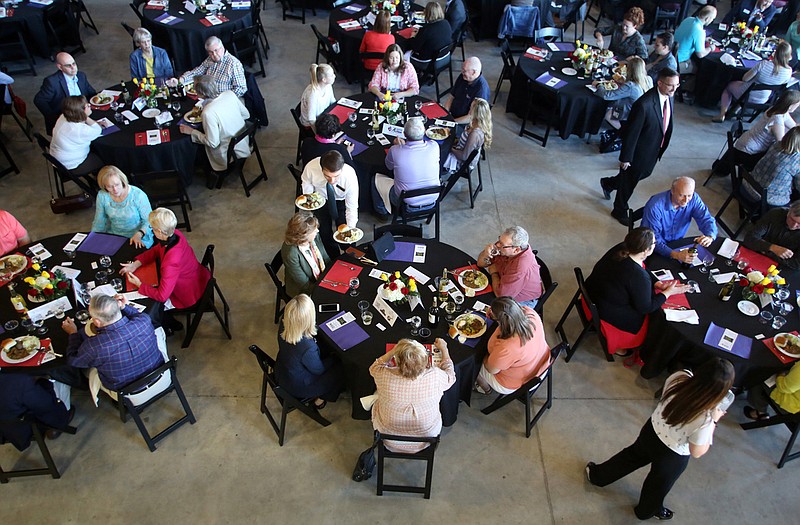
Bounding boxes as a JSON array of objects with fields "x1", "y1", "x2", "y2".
[
  {"x1": 661, "y1": 293, "x2": 690, "y2": 310},
  {"x1": 317, "y1": 260, "x2": 363, "y2": 293},
  {"x1": 420, "y1": 103, "x2": 448, "y2": 119},
  {"x1": 329, "y1": 105, "x2": 356, "y2": 124},
  {"x1": 135, "y1": 129, "x2": 171, "y2": 146},
  {"x1": 451, "y1": 264, "x2": 493, "y2": 296},
  {"x1": 762, "y1": 332, "x2": 800, "y2": 364},
  {"x1": 736, "y1": 246, "x2": 777, "y2": 275}
]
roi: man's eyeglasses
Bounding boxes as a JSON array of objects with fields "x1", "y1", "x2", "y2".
[{"x1": 495, "y1": 238, "x2": 518, "y2": 249}]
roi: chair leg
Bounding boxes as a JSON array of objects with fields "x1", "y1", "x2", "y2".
[
  {"x1": 493, "y1": 74, "x2": 503, "y2": 106},
  {"x1": 32, "y1": 424, "x2": 61, "y2": 479},
  {"x1": 778, "y1": 425, "x2": 800, "y2": 468},
  {"x1": 181, "y1": 309, "x2": 204, "y2": 348}
]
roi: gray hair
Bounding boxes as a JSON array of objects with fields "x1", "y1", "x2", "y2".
[
  {"x1": 789, "y1": 201, "x2": 800, "y2": 216},
  {"x1": 133, "y1": 27, "x2": 152, "y2": 46},
  {"x1": 503, "y1": 225, "x2": 529, "y2": 250},
  {"x1": 205, "y1": 35, "x2": 223, "y2": 50},
  {"x1": 404, "y1": 117, "x2": 425, "y2": 141},
  {"x1": 193, "y1": 75, "x2": 219, "y2": 99},
  {"x1": 89, "y1": 294, "x2": 122, "y2": 324},
  {"x1": 149, "y1": 207, "x2": 178, "y2": 237},
  {"x1": 671, "y1": 176, "x2": 695, "y2": 190}
]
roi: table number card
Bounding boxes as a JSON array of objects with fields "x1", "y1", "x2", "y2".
[
  {"x1": 408, "y1": 294, "x2": 422, "y2": 311},
  {"x1": 27, "y1": 296, "x2": 73, "y2": 324},
  {"x1": 325, "y1": 311, "x2": 356, "y2": 332},
  {"x1": 718, "y1": 328, "x2": 738, "y2": 351},
  {"x1": 369, "y1": 268, "x2": 391, "y2": 280},
  {"x1": 373, "y1": 294, "x2": 398, "y2": 326},
  {"x1": 231, "y1": 1, "x2": 251, "y2": 9},
  {"x1": 27, "y1": 243, "x2": 52, "y2": 261},
  {"x1": 146, "y1": 129, "x2": 162, "y2": 145},
  {"x1": 413, "y1": 244, "x2": 426, "y2": 263},
  {"x1": 472, "y1": 300, "x2": 491, "y2": 315},
  {"x1": 358, "y1": 107, "x2": 375, "y2": 114},
  {"x1": 337, "y1": 97, "x2": 363, "y2": 109},
  {"x1": 433, "y1": 119, "x2": 455, "y2": 128}
]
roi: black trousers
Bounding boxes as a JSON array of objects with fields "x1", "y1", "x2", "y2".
[
  {"x1": 604, "y1": 163, "x2": 655, "y2": 216},
  {"x1": 589, "y1": 419, "x2": 690, "y2": 520},
  {"x1": 315, "y1": 199, "x2": 347, "y2": 259}
]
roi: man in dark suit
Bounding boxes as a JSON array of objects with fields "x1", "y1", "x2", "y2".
[
  {"x1": 0, "y1": 374, "x2": 73, "y2": 450},
  {"x1": 601, "y1": 68, "x2": 679, "y2": 226},
  {"x1": 445, "y1": 0, "x2": 467, "y2": 42},
  {"x1": 33, "y1": 52, "x2": 96, "y2": 135},
  {"x1": 724, "y1": 0, "x2": 777, "y2": 29}
]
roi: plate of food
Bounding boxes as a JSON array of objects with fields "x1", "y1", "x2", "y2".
[
  {"x1": 90, "y1": 93, "x2": 114, "y2": 106},
  {"x1": 773, "y1": 333, "x2": 800, "y2": 358},
  {"x1": 737, "y1": 300, "x2": 759, "y2": 316},
  {"x1": 613, "y1": 64, "x2": 627, "y2": 77},
  {"x1": 599, "y1": 49, "x2": 614, "y2": 59},
  {"x1": 186, "y1": 86, "x2": 198, "y2": 99},
  {"x1": 425, "y1": 127, "x2": 450, "y2": 141},
  {"x1": 451, "y1": 313, "x2": 487, "y2": 339},
  {"x1": 184, "y1": 107, "x2": 202, "y2": 124},
  {"x1": 142, "y1": 108, "x2": 161, "y2": 118},
  {"x1": 295, "y1": 192, "x2": 326, "y2": 211},
  {"x1": 458, "y1": 269, "x2": 489, "y2": 292},
  {"x1": 0, "y1": 254, "x2": 27, "y2": 280},
  {"x1": 1, "y1": 336, "x2": 40, "y2": 364},
  {"x1": 390, "y1": 15, "x2": 403, "y2": 22},
  {"x1": 334, "y1": 225, "x2": 364, "y2": 244},
  {"x1": 597, "y1": 80, "x2": 618, "y2": 91}
]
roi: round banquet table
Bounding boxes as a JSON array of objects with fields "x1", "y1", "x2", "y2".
[
  {"x1": 311, "y1": 237, "x2": 496, "y2": 425},
  {"x1": 321, "y1": 92, "x2": 456, "y2": 211},
  {"x1": 640, "y1": 238, "x2": 797, "y2": 389},
  {"x1": 0, "y1": 0, "x2": 66, "y2": 58},
  {"x1": 141, "y1": 0, "x2": 253, "y2": 72},
  {"x1": 506, "y1": 50, "x2": 608, "y2": 140},
  {"x1": 0, "y1": 233, "x2": 150, "y2": 387},
  {"x1": 91, "y1": 84, "x2": 201, "y2": 187}
]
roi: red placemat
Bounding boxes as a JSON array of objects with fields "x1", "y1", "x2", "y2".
[
  {"x1": 420, "y1": 103, "x2": 447, "y2": 119},
  {"x1": 397, "y1": 27, "x2": 415, "y2": 39},
  {"x1": 763, "y1": 332, "x2": 800, "y2": 364},
  {"x1": 661, "y1": 293, "x2": 690, "y2": 310},
  {"x1": 452, "y1": 264, "x2": 493, "y2": 296},
  {"x1": 135, "y1": 129, "x2": 171, "y2": 146},
  {"x1": 736, "y1": 246, "x2": 777, "y2": 275},
  {"x1": 0, "y1": 339, "x2": 53, "y2": 367},
  {"x1": 126, "y1": 262, "x2": 158, "y2": 292},
  {"x1": 0, "y1": 252, "x2": 31, "y2": 288},
  {"x1": 318, "y1": 260, "x2": 363, "y2": 293},
  {"x1": 329, "y1": 105, "x2": 356, "y2": 124}
]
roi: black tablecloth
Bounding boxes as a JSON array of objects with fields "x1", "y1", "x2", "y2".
[
  {"x1": 0, "y1": 0, "x2": 66, "y2": 58},
  {"x1": 641, "y1": 238, "x2": 796, "y2": 389},
  {"x1": 328, "y1": 3, "x2": 419, "y2": 84},
  {"x1": 506, "y1": 51, "x2": 608, "y2": 140},
  {"x1": 91, "y1": 84, "x2": 200, "y2": 187},
  {"x1": 321, "y1": 92, "x2": 455, "y2": 211},
  {"x1": 1, "y1": 233, "x2": 149, "y2": 387},
  {"x1": 141, "y1": 0, "x2": 253, "y2": 72},
  {"x1": 311, "y1": 237, "x2": 495, "y2": 425},
  {"x1": 695, "y1": 29, "x2": 759, "y2": 108}
]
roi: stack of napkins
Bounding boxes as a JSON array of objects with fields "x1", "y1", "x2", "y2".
[{"x1": 664, "y1": 309, "x2": 700, "y2": 324}]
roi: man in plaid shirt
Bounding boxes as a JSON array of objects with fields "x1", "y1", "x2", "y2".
[
  {"x1": 63, "y1": 294, "x2": 164, "y2": 391},
  {"x1": 172, "y1": 36, "x2": 246, "y2": 97}
]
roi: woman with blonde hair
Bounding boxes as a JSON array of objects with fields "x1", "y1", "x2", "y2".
[
  {"x1": 368, "y1": 44, "x2": 420, "y2": 99},
  {"x1": 715, "y1": 41, "x2": 793, "y2": 123},
  {"x1": 443, "y1": 97, "x2": 492, "y2": 172},
  {"x1": 370, "y1": 338, "x2": 455, "y2": 452},
  {"x1": 276, "y1": 294, "x2": 345, "y2": 409},
  {"x1": 594, "y1": 56, "x2": 650, "y2": 130},
  {"x1": 300, "y1": 63, "x2": 337, "y2": 128},
  {"x1": 91, "y1": 166, "x2": 154, "y2": 249},
  {"x1": 745, "y1": 126, "x2": 800, "y2": 207},
  {"x1": 360, "y1": 9, "x2": 394, "y2": 71},
  {"x1": 281, "y1": 211, "x2": 331, "y2": 297}
]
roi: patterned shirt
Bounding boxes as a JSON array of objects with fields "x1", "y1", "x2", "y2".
[
  {"x1": 745, "y1": 143, "x2": 800, "y2": 206},
  {"x1": 67, "y1": 305, "x2": 164, "y2": 390},
  {"x1": 641, "y1": 190, "x2": 717, "y2": 257},
  {"x1": 180, "y1": 51, "x2": 246, "y2": 97}
]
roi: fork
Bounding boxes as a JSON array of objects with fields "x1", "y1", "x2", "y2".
[{"x1": 322, "y1": 279, "x2": 347, "y2": 287}]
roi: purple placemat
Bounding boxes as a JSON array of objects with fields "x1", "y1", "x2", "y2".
[
  {"x1": 461, "y1": 314, "x2": 494, "y2": 348},
  {"x1": 535, "y1": 72, "x2": 567, "y2": 89},
  {"x1": 382, "y1": 241, "x2": 416, "y2": 262},
  {"x1": 154, "y1": 13, "x2": 183, "y2": 25},
  {"x1": 319, "y1": 311, "x2": 370, "y2": 351},
  {"x1": 101, "y1": 124, "x2": 120, "y2": 136},
  {"x1": 342, "y1": 134, "x2": 368, "y2": 156},
  {"x1": 76, "y1": 232, "x2": 128, "y2": 256},
  {"x1": 342, "y1": 3, "x2": 366, "y2": 13},
  {"x1": 552, "y1": 42, "x2": 576, "y2": 52},
  {"x1": 741, "y1": 59, "x2": 759, "y2": 68},
  {"x1": 703, "y1": 322, "x2": 752, "y2": 359},
  {"x1": 178, "y1": 118, "x2": 201, "y2": 129}
]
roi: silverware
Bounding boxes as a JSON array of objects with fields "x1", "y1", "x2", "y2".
[
  {"x1": 338, "y1": 262, "x2": 358, "y2": 271},
  {"x1": 322, "y1": 279, "x2": 347, "y2": 287},
  {"x1": 663, "y1": 303, "x2": 688, "y2": 311}
]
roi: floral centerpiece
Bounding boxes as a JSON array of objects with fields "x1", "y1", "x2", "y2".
[
  {"x1": 379, "y1": 271, "x2": 419, "y2": 305},
  {"x1": 22, "y1": 264, "x2": 71, "y2": 303},
  {"x1": 378, "y1": 90, "x2": 403, "y2": 124},
  {"x1": 570, "y1": 40, "x2": 606, "y2": 74},
  {"x1": 371, "y1": 0, "x2": 399, "y2": 15},
  {"x1": 738, "y1": 264, "x2": 783, "y2": 301},
  {"x1": 733, "y1": 22, "x2": 759, "y2": 51},
  {"x1": 134, "y1": 77, "x2": 159, "y2": 108}
]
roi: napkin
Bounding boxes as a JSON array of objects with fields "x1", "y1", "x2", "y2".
[
  {"x1": 420, "y1": 103, "x2": 447, "y2": 119},
  {"x1": 664, "y1": 309, "x2": 699, "y2": 324},
  {"x1": 762, "y1": 332, "x2": 800, "y2": 364},
  {"x1": 661, "y1": 293, "x2": 690, "y2": 310},
  {"x1": 319, "y1": 311, "x2": 369, "y2": 351},
  {"x1": 397, "y1": 27, "x2": 415, "y2": 39},
  {"x1": 720, "y1": 53, "x2": 737, "y2": 66},
  {"x1": 712, "y1": 271, "x2": 738, "y2": 284},
  {"x1": 126, "y1": 262, "x2": 158, "y2": 291},
  {"x1": 318, "y1": 260, "x2": 362, "y2": 293},
  {"x1": 718, "y1": 238, "x2": 739, "y2": 259}
]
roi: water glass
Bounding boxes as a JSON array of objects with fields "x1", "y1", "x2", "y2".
[
  {"x1": 63, "y1": 248, "x2": 77, "y2": 259},
  {"x1": 95, "y1": 270, "x2": 109, "y2": 284},
  {"x1": 776, "y1": 287, "x2": 791, "y2": 301},
  {"x1": 414, "y1": 99, "x2": 423, "y2": 115},
  {"x1": 99, "y1": 255, "x2": 112, "y2": 268},
  {"x1": 54, "y1": 306, "x2": 66, "y2": 320},
  {"x1": 366, "y1": 128, "x2": 375, "y2": 145},
  {"x1": 4, "y1": 319, "x2": 19, "y2": 332},
  {"x1": 75, "y1": 310, "x2": 90, "y2": 325},
  {"x1": 111, "y1": 277, "x2": 125, "y2": 293},
  {"x1": 348, "y1": 277, "x2": 360, "y2": 297},
  {"x1": 418, "y1": 327, "x2": 431, "y2": 340},
  {"x1": 348, "y1": 112, "x2": 357, "y2": 128},
  {"x1": 443, "y1": 301, "x2": 457, "y2": 321},
  {"x1": 453, "y1": 294, "x2": 464, "y2": 312},
  {"x1": 759, "y1": 310, "x2": 773, "y2": 325},
  {"x1": 357, "y1": 300, "x2": 369, "y2": 312},
  {"x1": 687, "y1": 280, "x2": 699, "y2": 294},
  {"x1": 361, "y1": 310, "x2": 373, "y2": 325},
  {"x1": 737, "y1": 259, "x2": 748, "y2": 271},
  {"x1": 409, "y1": 315, "x2": 421, "y2": 335},
  {"x1": 772, "y1": 315, "x2": 787, "y2": 330},
  {"x1": 21, "y1": 318, "x2": 34, "y2": 333}
]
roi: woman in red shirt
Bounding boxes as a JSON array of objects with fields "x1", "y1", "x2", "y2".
[{"x1": 359, "y1": 10, "x2": 394, "y2": 71}]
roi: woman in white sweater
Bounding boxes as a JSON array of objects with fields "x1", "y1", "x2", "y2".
[
  {"x1": 300, "y1": 63, "x2": 336, "y2": 129},
  {"x1": 50, "y1": 95, "x2": 103, "y2": 177}
]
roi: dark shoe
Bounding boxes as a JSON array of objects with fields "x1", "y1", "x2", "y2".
[
  {"x1": 611, "y1": 209, "x2": 631, "y2": 227},
  {"x1": 585, "y1": 462, "x2": 596, "y2": 485},
  {"x1": 711, "y1": 116, "x2": 725, "y2": 123},
  {"x1": 600, "y1": 179, "x2": 612, "y2": 200},
  {"x1": 744, "y1": 406, "x2": 769, "y2": 421},
  {"x1": 46, "y1": 407, "x2": 75, "y2": 439},
  {"x1": 375, "y1": 213, "x2": 391, "y2": 224},
  {"x1": 313, "y1": 399, "x2": 327, "y2": 410},
  {"x1": 653, "y1": 508, "x2": 674, "y2": 520}
]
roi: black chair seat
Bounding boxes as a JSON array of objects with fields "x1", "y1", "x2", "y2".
[
  {"x1": 376, "y1": 432, "x2": 440, "y2": 499},
  {"x1": 1, "y1": 415, "x2": 77, "y2": 483}
]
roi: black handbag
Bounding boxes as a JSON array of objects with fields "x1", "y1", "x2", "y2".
[
  {"x1": 352, "y1": 443, "x2": 377, "y2": 482},
  {"x1": 599, "y1": 128, "x2": 622, "y2": 154},
  {"x1": 50, "y1": 193, "x2": 93, "y2": 214}
]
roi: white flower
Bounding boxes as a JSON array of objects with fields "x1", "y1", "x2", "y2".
[
  {"x1": 34, "y1": 276, "x2": 51, "y2": 289},
  {"x1": 746, "y1": 271, "x2": 765, "y2": 284}
]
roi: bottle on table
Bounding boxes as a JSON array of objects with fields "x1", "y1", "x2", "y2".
[
  {"x1": 9, "y1": 283, "x2": 27, "y2": 315},
  {"x1": 683, "y1": 243, "x2": 698, "y2": 269},
  {"x1": 428, "y1": 297, "x2": 439, "y2": 327},
  {"x1": 439, "y1": 268, "x2": 450, "y2": 303},
  {"x1": 121, "y1": 81, "x2": 131, "y2": 105},
  {"x1": 718, "y1": 276, "x2": 736, "y2": 301}
]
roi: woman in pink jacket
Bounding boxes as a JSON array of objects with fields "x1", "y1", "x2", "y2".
[{"x1": 368, "y1": 44, "x2": 419, "y2": 100}]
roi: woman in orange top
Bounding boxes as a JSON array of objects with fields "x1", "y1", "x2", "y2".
[
  {"x1": 475, "y1": 296, "x2": 550, "y2": 394},
  {"x1": 359, "y1": 10, "x2": 394, "y2": 71}
]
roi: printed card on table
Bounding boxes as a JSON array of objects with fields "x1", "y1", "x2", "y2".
[
  {"x1": 434, "y1": 119, "x2": 455, "y2": 128},
  {"x1": 373, "y1": 294, "x2": 398, "y2": 326},
  {"x1": 403, "y1": 266, "x2": 430, "y2": 285},
  {"x1": 337, "y1": 97, "x2": 363, "y2": 109},
  {"x1": 63, "y1": 233, "x2": 87, "y2": 253},
  {"x1": 325, "y1": 311, "x2": 356, "y2": 332},
  {"x1": 27, "y1": 243, "x2": 52, "y2": 261},
  {"x1": 382, "y1": 123, "x2": 405, "y2": 138},
  {"x1": 375, "y1": 133, "x2": 390, "y2": 146},
  {"x1": 27, "y1": 296, "x2": 73, "y2": 324},
  {"x1": 369, "y1": 268, "x2": 391, "y2": 280},
  {"x1": 413, "y1": 244, "x2": 426, "y2": 263}
]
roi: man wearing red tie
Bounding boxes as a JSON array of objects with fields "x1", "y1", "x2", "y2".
[{"x1": 600, "y1": 68, "x2": 680, "y2": 226}]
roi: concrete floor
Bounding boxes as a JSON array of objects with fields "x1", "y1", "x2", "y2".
[{"x1": 1, "y1": 1, "x2": 798, "y2": 523}]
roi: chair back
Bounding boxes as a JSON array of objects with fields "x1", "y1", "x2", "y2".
[
  {"x1": 287, "y1": 163, "x2": 303, "y2": 197},
  {"x1": 734, "y1": 82, "x2": 786, "y2": 122},
  {"x1": 311, "y1": 24, "x2": 336, "y2": 67},
  {"x1": 130, "y1": 170, "x2": 183, "y2": 199},
  {"x1": 265, "y1": 250, "x2": 291, "y2": 323},
  {"x1": 0, "y1": 415, "x2": 76, "y2": 483},
  {"x1": 376, "y1": 432, "x2": 440, "y2": 498},
  {"x1": 535, "y1": 26, "x2": 562, "y2": 42},
  {"x1": 441, "y1": 148, "x2": 480, "y2": 202},
  {"x1": 373, "y1": 224, "x2": 423, "y2": 240},
  {"x1": 42, "y1": 151, "x2": 95, "y2": 196},
  {"x1": 575, "y1": 267, "x2": 600, "y2": 331},
  {"x1": 201, "y1": 244, "x2": 215, "y2": 275},
  {"x1": 532, "y1": 250, "x2": 558, "y2": 319},
  {"x1": 393, "y1": 185, "x2": 442, "y2": 240},
  {"x1": 249, "y1": 343, "x2": 277, "y2": 379},
  {"x1": 738, "y1": 166, "x2": 768, "y2": 211},
  {"x1": 500, "y1": 39, "x2": 516, "y2": 75},
  {"x1": 232, "y1": 26, "x2": 265, "y2": 77},
  {"x1": 34, "y1": 132, "x2": 51, "y2": 154}
]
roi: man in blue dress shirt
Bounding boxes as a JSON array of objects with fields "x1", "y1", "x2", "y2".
[{"x1": 641, "y1": 177, "x2": 717, "y2": 263}]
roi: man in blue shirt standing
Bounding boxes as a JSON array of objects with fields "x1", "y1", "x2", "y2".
[
  {"x1": 641, "y1": 176, "x2": 717, "y2": 263},
  {"x1": 443, "y1": 57, "x2": 490, "y2": 125}
]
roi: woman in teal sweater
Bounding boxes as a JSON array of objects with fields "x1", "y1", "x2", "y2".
[{"x1": 91, "y1": 166, "x2": 154, "y2": 248}]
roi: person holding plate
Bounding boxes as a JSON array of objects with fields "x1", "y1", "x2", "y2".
[
  {"x1": 477, "y1": 225, "x2": 542, "y2": 308},
  {"x1": 281, "y1": 212, "x2": 331, "y2": 297},
  {"x1": 91, "y1": 166, "x2": 154, "y2": 249},
  {"x1": 474, "y1": 297, "x2": 550, "y2": 395},
  {"x1": 367, "y1": 44, "x2": 420, "y2": 100},
  {"x1": 0, "y1": 209, "x2": 30, "y2": 256}
]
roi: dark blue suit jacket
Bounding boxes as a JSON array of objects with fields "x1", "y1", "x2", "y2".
[
  {"x1": 33, "y1": 70, "x2": 97, "y2": 134},
  {"x1": 129, "y1": 46, "x2": 174, "y2": 80},
  {"x1": 0, "y1": 374, "x2": 70, "y2": 451},
  {"x1": 446, "y1": 0, "x2": 467, "y2": 42},
  {"x1": 725, "y1": 0, "x2": 777, "y2": 28}
]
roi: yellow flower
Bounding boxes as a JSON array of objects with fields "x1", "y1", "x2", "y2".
[
  {"x1": 31, "y1": 263, "x2": 40, "y2": 271},
  {"x1": 45, "y1": 284, "x2": 54, "y2": 290},
  {"x1": 777, "y1": 278, "x2": 786, "y2": 285},
  {"x1": 41, "y1": 271, "x2": 50, "y2": 279},
  {"x1": 767, "y1": 288, "x2": 776, "y2": 294},
  {"x1": 768, "y1": 264, "x2": 776, "y2": 273},
  {"x1": 753, "y1": 26, "x2": 759, "y2": 34},
  {"x1": 24, "y1": 277, "x2": 35, "y2": 285},
  {"x1": 576, "y1": 40, "x2": 581, "y2": 47},
  {"x1": 409, "y1": 281, "x2": 417, "y2": 292},
  {"x1": 761, "y1": 278, "x2": 771, "y2": 286},
  {"x1": 394, "y1": 271, "x2": 401, "y2": 278},
  {"x1": 770, "y1": 269, "x2": 779, "y2": 277},
  {"x1": 384, "y1": 91, "x2": 392, "y2": 101},
  {"x1": 380, "y1": 273, "x2": 389, "y2": 281}
]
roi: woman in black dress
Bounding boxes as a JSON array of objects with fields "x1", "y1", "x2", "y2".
[{"x1": 408, "y1": 2, "x2": 452, "y2": 71}]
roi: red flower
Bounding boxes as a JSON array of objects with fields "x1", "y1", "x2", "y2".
[
  {"x1": 57, "y1": 281, "x2": 68, "y2": 289},
  {"x1": 753, "y1": 284, "x2": 764, "y2": 294},
  {"x1": 389, "y1": 275, "x2": 396, "y2": 282},
  {"x1": 389, "y1": 282, "x2": 398, "y2": 291},
  {"x1": 27, "y1": 289, "x2": 38, "y2": 298},
  {"x1": 401, "y1": 287, "x2": 409, "y2": 295},
  {"x1": 43, "y1": 287, "x2": 54, "y2": 296},
  {"x1": 738, "y1": 278, "x2": 749, "y2": 287}
]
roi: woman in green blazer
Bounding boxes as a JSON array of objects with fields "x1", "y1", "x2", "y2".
[{"x1": 281, "y1": 211, "x2": 331, "y2": 297}]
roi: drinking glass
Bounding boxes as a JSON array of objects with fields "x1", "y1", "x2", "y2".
[
  {"x1": 418, "y1": 327, "x2": 431, "y2": 340},
  {"x1": 348, "y1": 112, "x2": 357, "y2": 128},
  {"x1": 778, "y1": 301, "x2": 793, "y2": 316},
  {"x1": 34, "y1": 318, "x2": 48, "y2": 336},
  {"x1": 687, "y1": 280, "x2": 699, "y2": 294},
  {"x1": 75, "y1": 310, "x2": 90, "y2": 325},
  {"x1": 111, "y1": 277, "x2": 124, "y2": 293},
  {"x1": 348, "y1": 277, "x2": 360, "y2": 297},
  {"x1": 99, "y1": 255, "x2": 112, "y2": 268},
  {"x1": 443, "y1": 301, "x2": 457, "y2": 321},
  {"x1": 699, "y1": 255, "x2": 714, "y2": 274},
  {"x1": 453, "y1": 294, "x2": 464, "y2": 312},
  {"x1": 366, "y1": 128, "x2": 375, "y2": 145},
  {"x1": 357, "y1": 300, "x2": 370, "y2": 312},
  {"x1": 95, "y1": 270, "x2": 109, "y2": 284},
  {"x1": 772, "y1": 315, "x2": 787, "y2": 330},
  {"x1": 54, "y1": 306, "x2": 66, "y2": 320},
  {"x1": 4, "y1": 320, "x2": 19, "y2": 332},
  {"x1": 361, "y1": 310, "x2": 373, "y2": 325},
  {"x1": 737, "y1": 259, "x2": 749, "y2": 271},
  {"x1": 63, "y1": 248, "x2": 77, "y2": 259},
  {"x1": 776, "y1": 287, "x2": 791, "y2": 301},
  {"x1": 414, "y1": 99, "x2": 423, "y2": 116},
  {"x1": 409, "y1": 315, "x2": 421, "y2": 336},
  {"x1": 21, "y1": 318, "x2": 34, "y2": 333},
  {"x1": 759, "y1": 310, "x2": 773, "y2": 325},
  {"x1": 170, "y1": 99, "x2": 181, "y2": 115}
]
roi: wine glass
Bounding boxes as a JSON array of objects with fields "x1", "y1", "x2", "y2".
[
  {"x1": 348, "y1": 112, "x2": 358, "y2": 128},
  {"x1": 698, "y1": 254, "x2": 713, "y2": 273},
  {"x1": 737, "y1": 259, "x2": 749, "y2": 272},
  {"x1": 453, "y1": 294, "x2": 464, "y2": 312},
  {"x1": 348, "y1": 277, "x2": 360, "y2": 297},
  {"x1": 4, "y1": 320, "x2": 19, "y2": 332},
  {"x1": 366, "y1": 128, "x2": 375, "y2": 145},
  {"x1": 414, "y1": 99, "x2": 423, "y2": 116},
  {"x1": 54, "y1": 306, "x2": 66, "y2": 320},
  {"x1": 110, "y1": 99, "x2": 122, "y2": 123},
  {"x1": 443, "y1": 301, "x2": 457, "y2": 322},
  {"x1": 409, "y1": 315, "x2": 421, "y2": 336},
  {"x1": 21, "y1": 318, "x2": 34, "y2": 334},
  {"x1": 99, "y1": 255, "x2": 112, "y2": 268},
  {"x1": 95, "y1": 270, "x2": 109, "y2": 284},
  {"x1": 776, "y1": 286, "x2": 791, "y2": 302},
  {"x1": 75, "y1": 310, "x2": 90, "y2": 325},
  {"x1": 170, "y1": 99, "x2": 181, "y2": 115}
]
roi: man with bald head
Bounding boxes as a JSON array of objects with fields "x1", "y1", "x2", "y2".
[
  {"x1": 443, "y1": 56, "x2": 490, "y2": 125},
  {"x1": 33, "y1": 52, "x2": 96, "y2": 134},
  {"x1": 641, "y1": 177, "x2": 717, "y2": 263},
  {"x1": 169, "y1": 36, "x2": 246, "y2": 97}
]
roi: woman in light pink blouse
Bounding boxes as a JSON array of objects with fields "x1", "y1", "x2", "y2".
[{"x1": 368, "y1": 44, "x2": 420, "y2": 100}]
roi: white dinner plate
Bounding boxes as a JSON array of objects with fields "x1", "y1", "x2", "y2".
[
  {"x1": 561, "y1": 67, "x2": 578, "y2": 76},
  {"x1": 142, "y1": 108, "x2": 161, "y2": 118},
  {"x1": 457, "y1": 269, "x2": 489, "y2": 293},
  {"x1": 1, "y1": 336, "x2": 40, "y2": 364},
  {"x1": 773, "y1": 332, "x2": 800, "y2": 358},
  {"x1": 737, "y1": 300, "x2": 759, "y2": 316},
  {"x1": 452, "y1": 313, "x2": 487, "y2": 339},
  {"x1": 334, "y1": 228, "x2": 364, "y2": 244}
]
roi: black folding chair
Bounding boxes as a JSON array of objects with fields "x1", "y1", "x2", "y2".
[
  {"x1": 532, "y1": 250, "x2": 558, "y2": 321},
  {"x1": 311, "y1": 24, "x2": 342, "y2": 78},
  {"x1": 440, "y1": 148, "x2": 481, "y2": 208},
  {"x1": 519, "y1": 78, "x2": 559, "y2": 147},
  {"x1": 212, "y1": 121, "x2": 268, "y2": 197},
  {"x1": 287, "y1": 163, "x2": 303, "y2": 199},
  {"x1": 391, "y1": 186, "x2": 442, "y2": 241},
  {"x1": 417, "y1": 43, "x2": 455, "y2": 102},
  {"x1": 493, "y1": 39, "x2": 516, "y2": 106},
  {"x1": 130, "y1": 170, "x2": 192, "y2": 231},
  {"x1": 741, "y1": 386, "x2": 800, "y2": 468},
  {"x1": 727, "y1": 82, "x2": 787, "y2": 123},
  {"x1": 0, "y1": 415, "x2": 77, "y2": 483},
  {"x1": 291, "y1": 104, "x2": 315, "y2": 165},
  {"x1": 280, "y1": 0, "x2": 316, "y2": 24},
  {"x1": 714, "y1": 165, "x2": 768, "y2": 239},
  {"x1": 71, "y1": 0, "x2": 99, "y2": 35},
  {"x1": 373, "y1": 223, "x2": 423, "y2": 240},
  {"x1": 554, "y1": 267, "x2": 614, "y2": 362},
  {"x1": 265, "y1": 251, "x2": 292, "y2": 324},
  {"x1": 232, "y1": 26, "x2": 266, "y2": 78},
  {"x1": 0, "y1": 21, "x2": 37, "y2": 76},
  {"x1": 376, "y1": 433, "x2": 440, "y2": 499},
  {"x1": 359, "y1": 51, "x2": 385, "y2": 94}
]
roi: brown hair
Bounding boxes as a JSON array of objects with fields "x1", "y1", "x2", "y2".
[
  {"x1": 424, "y1": 1, "x2": 444, "y2": 23},
  {"x1": 623, "y1": 7, "x2": 645, "y2": 28},
  {"x1": 615, "y1": 227, "x2": 655, "y2": 260},
  {"x1": 374, "y1": 9, "x2": 391, "y2": 34},
  {"x1": 320, "y1": 150, "x2": 344, "y2": 172},
  {"x1": 381, "y1": 43, "x2": 407, "y2": 73},
  {"x1": 284, "y1": 211, "x2": 319, "y2": 246},
  {"x1": 766, "y1": 90, "x2": 800, "y2": 117},
  {"x1": 773, "y1": 41, "x2": 792, "y2": 71},
  {"x1": 491, "y1": 297, "x2": 536, "y2": 346},
  {"x1": 61, "y1": 95, "x2": 88, "y2": 123},
  {"x1": 660, "y1": 358, "x2": 735, "y2": 426},
  {"x1": 779, "y1": 126, "x2": 800, "y2": 155},
  {"x1": 393, "y1": 339, "x2": 429, "y2": 379}
]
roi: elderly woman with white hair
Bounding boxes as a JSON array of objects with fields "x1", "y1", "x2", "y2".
[
  {"x1": 91, "y1": 165, "x2": 153, "y2": 249},
  {"x1": 119, "y1": 208, "x2": 210, "y2": 315},
  {"x1": 129, "y1": 27, "x2": 174, "y2": 79},
  {"x1": 178, "y1": 74, "x2": 250, "y2": 173}
]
